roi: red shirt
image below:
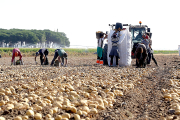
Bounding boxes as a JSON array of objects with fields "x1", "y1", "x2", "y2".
[{"x1": 11, "y1": 48, "x2": 22, "y2": 62}]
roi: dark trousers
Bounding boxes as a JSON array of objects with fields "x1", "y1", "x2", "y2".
[
  {"x1": 51, "y1": 51, "x2": 64, "y2": 65},
  {"x1": 147, "y1": 52, "x2": 152, "y2": 64},
  {"x1": 97, "y1": 56, "x2": 103, "y2": 60},
  {"x1": 147, "y1": 52, "x2": 158, "y2": 65},
  {"x1": 136, "y1": 52, "x2": 147, "y2": 68},
  {"x1": 40, "y1": 55, "x2": 49, "y2": 65},
  {"x1": 110, "y1": 56, "x2": 119, "y2": 65}
]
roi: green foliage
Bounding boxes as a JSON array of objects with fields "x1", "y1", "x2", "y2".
[
  {"x1": 0, "y1": 48, "x2": 97, "y2": 57},
  {"x1": 0, "y1": 28, "x2": 70, "y2": 47},
  {"x1": 153, "y1": 50, "x2": 179, "y2": 54}
]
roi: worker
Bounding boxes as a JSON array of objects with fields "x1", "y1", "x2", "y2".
[
  {"x1": 146, "y1": 33, "x2": 158, "y2": 66},
  {"x1": 96, "y1": 32, "x2": 108, "y2": 65},
  {"x1": 50, "y1": 49, "x2": 68, "y2": 67},
  {"x1": 51, "y1": 49, "x2": 68, "y2": 67},
  {"x1": 11, "y1": 48, "x2": 23, "y2": 65},
  {"x1": 109, "y1": 28, "x2": 121, "y2": 66},
  {"x1": 135, "y1": 31, "x2": 143, "y2": 40},
  {"x1": 135, "y1": 43, "x2": 147, "y2": 68},
  {"x1": 141, "y1": 34, "x2": 151, "y2": 66},
  {"x1": 35, "y1": 48, "x2": 49, "y2": 65}
]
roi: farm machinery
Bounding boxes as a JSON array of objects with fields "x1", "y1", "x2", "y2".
[{"x1": 96, "y1": 21, "x2": 152, "y2": 66}]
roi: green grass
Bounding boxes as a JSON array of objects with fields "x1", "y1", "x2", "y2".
[
  {"x1": 0, "y1": 48, "x2": 97, "y2": 57},
  {"x1": 0, "y1": 48, "x2": 179, "y2": 57},
  {"x1": 153, "y1": 50, "x2": 179, "y2": 54}
]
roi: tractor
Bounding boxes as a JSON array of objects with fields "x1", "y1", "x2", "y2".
[
  {"x1": 129, "y1": 21, "x2": 152, "y2": 58},
  {"x1": 96, "y1": 21, "x2": 152, "y2": 66}
]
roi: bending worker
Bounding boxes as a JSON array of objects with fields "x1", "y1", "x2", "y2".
[
  {"x1": 50, "y1": 49, "x2": 68, "y2": 67},
  {"x1": 11, "y1": 48, "x2": 23, "y2": 65},
  {"x1": 135, "y1": 43, "x2": 147, "y2": 68},
  {"x1": 35, "y1": 48, "x2": 49, "y2": 65}
]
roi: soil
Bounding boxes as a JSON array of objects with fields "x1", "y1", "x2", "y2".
[{"x1": 0, "y1": 54, "x2": 180, "y2": 120}]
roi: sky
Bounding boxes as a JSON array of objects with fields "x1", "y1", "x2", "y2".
[{"x1": 0, "y1": 0, "x2": 180, "y2": 50}]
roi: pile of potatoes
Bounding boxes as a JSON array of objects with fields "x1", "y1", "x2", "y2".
[
  {"x1": 0, "y1": 65, "x2": 155, "y2": 120},
  {"x1": 160, "y1": 68, "x2": 180, "y2": 120}
]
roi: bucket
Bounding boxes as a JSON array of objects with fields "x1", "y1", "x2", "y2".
[
  {"x1": 96, "y1": 31, "x2": 103, "y2": 39},
  {"x1": 178, "y1": 45, "x2": 180, "y2": 56}
]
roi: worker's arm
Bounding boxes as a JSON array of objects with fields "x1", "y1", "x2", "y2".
[
  {"x1": 104, "y1": 34, "x2": 108, "y2": 39},
  {"x1": 35, "y1": 55, "x2": 38, "y2": 65},
  {"x1": 43, "y1": 55, "x2": 46, "y2": 64},
  {"x1": 64, "y1": 58, "x2": 67, "y2": 67},
  {"x1": 19, "y1": 52, "x2": 22, "y2": 60},
  {"x1": 58, "y1": 56, "x2": 61, "y2": 67},
  {"x1": 11, "y1": 53, "x2": 15, "y2": 65},
  {"x1": 19, "y1": 52, "x2": 23, "y2": 65}
]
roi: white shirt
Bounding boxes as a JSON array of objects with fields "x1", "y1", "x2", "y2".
[{"x1": 97, "y1": 38, "x2": 104, "y2": 48}]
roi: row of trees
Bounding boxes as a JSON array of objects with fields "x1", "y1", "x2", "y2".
[{"x1": 0, "y1": 28, "x2": 70, "y2": 47}]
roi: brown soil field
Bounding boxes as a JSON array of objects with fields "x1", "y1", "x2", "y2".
[{"x1": 0, "y1": 54, "x2": 180, "y2": 120}]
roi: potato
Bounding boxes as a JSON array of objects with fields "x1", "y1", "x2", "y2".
[
  {"x1": 52, "y1": 107, "x2": 58, "y2": 113},
  {"x1": 61, "y1": 113, "x2": 70, "y2": 119},
  {"x1": 0, "y1": 117, "x2": 5, "y2": 120},
  {"x1": 55, "y1": 115, "x2": 62, "y2": 120},
  {"x1": 26, "y1": 110, "x2": 34, "y2": 116},
  {"x1": 14, "y1": 116, "x2": 22, "y2": 120},
  {"x1": 34, "y1": 113, "x2": 42, "y2": 120},
  {"x1": 0, "y1": 101, "x2": 6, "y2": 106},
  {"x1": 89, "y1": 108, "x2": 98, "y2": 114},
  {"x1": 22, "y1": 115, "x2": 29, "y2": 120},
  {"x1": 77, "y1": 110, "x2": 83, "y2": 115},
  {"x1": 74, "y1": 114, "x2": 80, "y2": 120},
  {"x1": 97, "y1": 105, "x2": 105, "y2": 110},
  {"x1": 82, "y1": 106, "x2": 90, "y2": 113}
]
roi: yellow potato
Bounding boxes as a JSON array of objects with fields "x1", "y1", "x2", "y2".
[
  {"x1": 55, "y1": 115, "x2": 62, "y2": 120},
  {"x1": 89, "y1": 108, "x2": 98, "y2": 114},
  {"x1": 0, "y1": 117, "x2": 5, "y2": 120},
  {"x1": 34, "y1": 113, "x2": 42, "y2": 120},
  {"x1": 26, "y1": 110, "x2": 34, "y2": 116},
  {"x1": 14, "y1": 116, "x2": 22, "y2": 120},
  {"x1": 61, "y1": 113, "x2": 70, "y2": 119},
  {"x1": 74, "y1": 114, "x2": 80, "y2": 120}
]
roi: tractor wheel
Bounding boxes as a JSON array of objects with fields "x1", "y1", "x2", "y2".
[{"x1": 103, "y1": 44, "x2": 108, "y2": 65}]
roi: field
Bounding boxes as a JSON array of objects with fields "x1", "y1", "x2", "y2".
[{"x1": 0, "y1": 53, "x2": 180, "y2": 120}]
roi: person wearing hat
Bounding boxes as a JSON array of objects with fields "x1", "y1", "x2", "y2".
[
  {"x1": 51, "y1": 49, "x2": 68, "y2": 67},
  {"x1": 109, "y1": 25, "x2": 122, "y2": 67},
  {"x1": 96, "y1": 32, "x2": 108, "y2": 65},
  {"x1": 11, "y1": 48, "x2": 23, "y2": 65},
  {"x1": 35, "y1": 48, "x2": 49, "y2": 65}
]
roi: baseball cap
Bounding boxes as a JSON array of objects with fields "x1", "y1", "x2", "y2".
[{"x1": 36, "y1": 52, "x2": 39, "y2": 56}]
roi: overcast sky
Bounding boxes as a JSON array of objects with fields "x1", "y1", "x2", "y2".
[{"x1": 0, "y1": 0, "x2": 180, "y2": 50}]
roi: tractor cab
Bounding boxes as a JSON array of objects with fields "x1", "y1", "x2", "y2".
[{"x1": 131, "y1": 27, "x2": 146, "y2": 44}]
